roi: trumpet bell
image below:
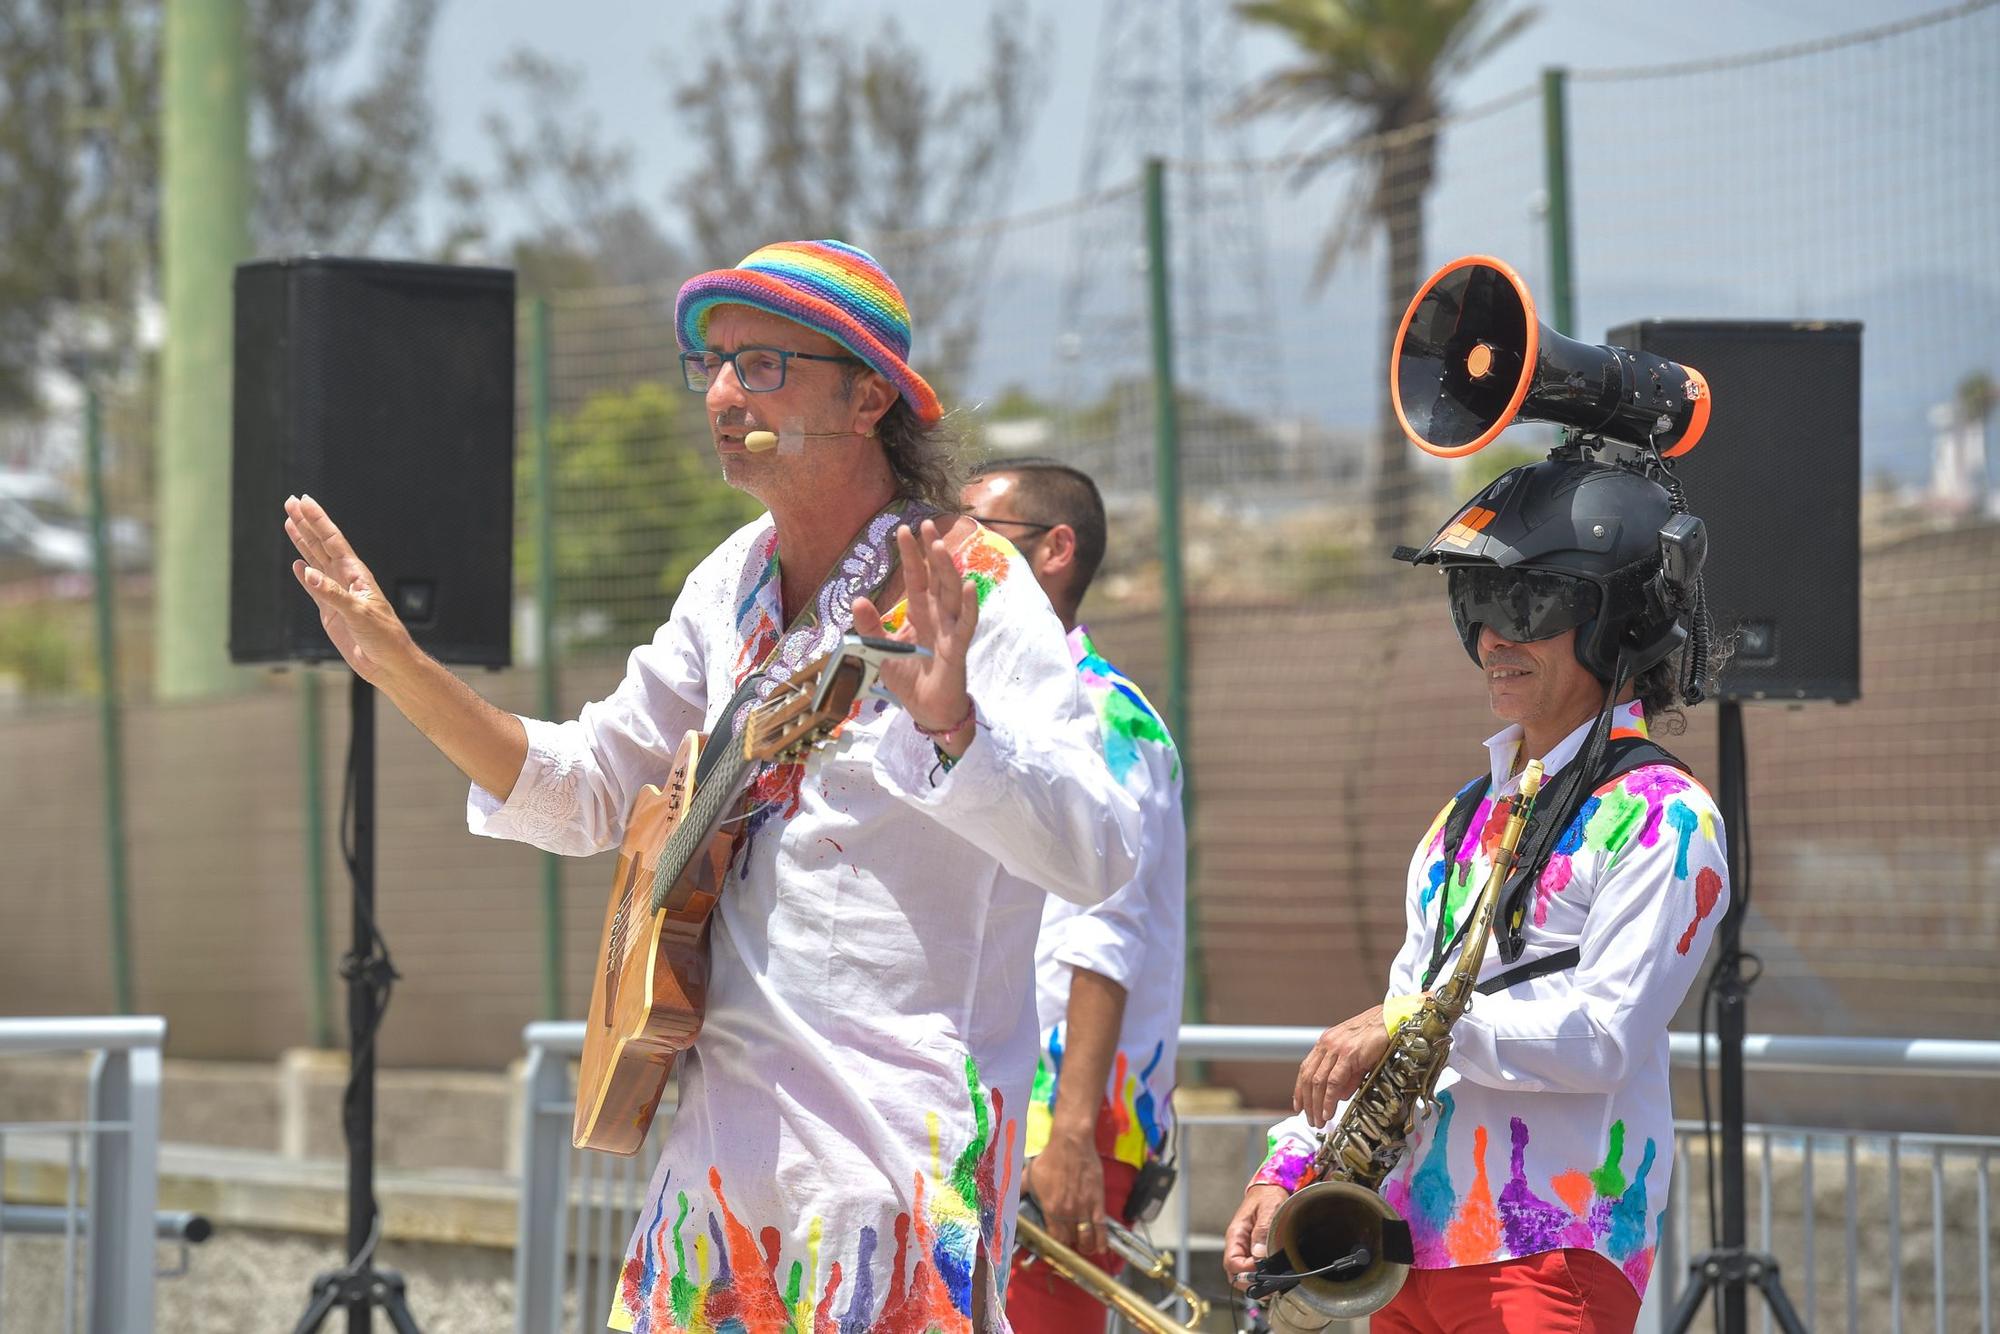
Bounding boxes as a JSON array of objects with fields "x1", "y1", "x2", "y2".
[{"x1": 1264, "y1": 1179, "x2": 1412, "y2": 1329}]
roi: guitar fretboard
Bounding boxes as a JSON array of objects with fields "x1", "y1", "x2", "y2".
[{"x1": 646, "y1": 743, "x2": 758, "y2": 916}]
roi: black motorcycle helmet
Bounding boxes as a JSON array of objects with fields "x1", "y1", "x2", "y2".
[{"x1": 1399, "y1": 456, "x2": 1702, "y2": 683}]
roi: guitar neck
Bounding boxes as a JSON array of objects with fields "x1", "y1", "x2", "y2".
[{"x1": 646, "y1": 743, "x2": 757, "y2": 915}]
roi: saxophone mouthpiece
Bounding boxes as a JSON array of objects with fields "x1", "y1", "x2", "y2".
[{"x1": 1520, "y1": 759, "x2": 1545, "y2": 800}]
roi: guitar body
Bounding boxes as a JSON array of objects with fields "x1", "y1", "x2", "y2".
[
  {"x1": 573, "y1": 730, "x2": 744, "y2": 1154},
  {"x1": 567, "y1": 635, "x2": 897, "y2": 1155}
]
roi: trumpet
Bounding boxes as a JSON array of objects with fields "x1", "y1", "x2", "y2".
[{"x1": 1014, "y1": 1203, "x2": 1209, "y2": 1333}]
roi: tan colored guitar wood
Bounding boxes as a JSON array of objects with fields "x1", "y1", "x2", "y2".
[
  {"x1": 573, "y1": 730, "x2": 740, "y2": 1154},
  {"x1": 572, "y1": 647, "x2": 864, "y2": 1156}
]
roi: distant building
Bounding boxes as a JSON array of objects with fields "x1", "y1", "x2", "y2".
[{"x1": 1928, "y1": 399, "x2": 1993, "y2": 518}]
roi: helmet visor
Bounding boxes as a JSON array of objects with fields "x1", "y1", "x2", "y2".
[{"x1": 1447, "y1": 565, "x2": 1601, "y2": 649}]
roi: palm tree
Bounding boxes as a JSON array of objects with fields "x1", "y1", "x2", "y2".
[{"x1": 1236, "y1": 0, "x2": 1537, "y2": 548}]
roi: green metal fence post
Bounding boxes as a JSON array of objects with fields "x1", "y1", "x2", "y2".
[
  {"x1": 84, "y1": 384, "x2": 133, "y2": 1014},
  {"x1": 1144, "y1": 158, "x2": 1206, "y2": 1030},
  {"x1": 531, "y1": 297, "x2": 564, "y2": 1019},
  {"x1": 1541, "y1": 67, "x2": 1577, "y2": 336},
  {"x1": 300, "y1": 671, "x2": 333, "y2": 1047}
]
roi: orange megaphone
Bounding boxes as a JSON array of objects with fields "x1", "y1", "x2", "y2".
[{"x1": 1390, "y1": 255, "x2": 1710, "y2": 459}]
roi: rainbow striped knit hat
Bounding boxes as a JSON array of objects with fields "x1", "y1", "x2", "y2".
[{"x1": 675, "y1": 240, "x2": 942, "y2": 425}]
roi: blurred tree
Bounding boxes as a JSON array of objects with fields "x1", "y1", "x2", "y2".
[
  {"x1": 250, "y1": 0, "x2": 443, "y2": 255},
  {"x1": 0, "y1": 0, "x2": 158, "y2": 412},
  {"x1": 522, "y1": 379, "x2": 763, "y2": 653},
  {"x1": 440, "y1": 51, "x2": 685, "y2": 295},
  {"x1": 1235, "y1": 0, "x2": 1537, "y2": 549},
  {"x1": 1457, "y1": 438, "x2": 1544, "y2": 493},
  {"x1": 669, "y1": 0, "x2": 1048, "y2": 392},
  {"x1": 1957, "y1": 370, "x2": 1996, "y2": 430},
  {"x1": 0, "y1": 0, "x2": 444, "y2": 414},
  {"x1": 984, "y1": 385, "x2": 1054, "y2": 422},
  {"x1": 0, "y1": 602, "x2": 84, "y2": 695}
]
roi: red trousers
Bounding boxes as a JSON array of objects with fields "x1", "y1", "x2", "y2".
[
  {"x1": 1370, "y1": 1248, "x2": 1642, "y2": 1334},
  {"x1": 1004, "y1": 1158, "x2": 1139, "y2": 1334}
]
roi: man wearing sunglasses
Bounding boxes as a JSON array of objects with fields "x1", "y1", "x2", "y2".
[
  {"x1": 961, "y1": 459, "x2": 1186, "y2": 1334},
  {"x1": 285, "y1": 241, "x2": 1144, "y2": 1333},
  {"x1": 1223, "y1": 455, "x2": 1730, "y2": 1333}
]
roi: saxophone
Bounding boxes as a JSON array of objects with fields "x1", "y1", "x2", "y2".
[{"x1": 1259, "y1": 761, "x2": 1544, "y2": 1331}]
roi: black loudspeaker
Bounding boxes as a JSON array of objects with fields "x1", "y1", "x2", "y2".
[
  {"x1": 1393, "y1": 255, "x2": 1711, "y2": 457},
  {"x1": 230, "y1": 257, "x2": 516, "y2": 667},
  {"x1": 1608, "y1": 318, "x2": 1863, "y2": 703}
]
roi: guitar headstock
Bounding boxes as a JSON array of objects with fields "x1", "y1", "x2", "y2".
[{"x1": 740, "y1": 634, "x2": 929, "y2": 764}]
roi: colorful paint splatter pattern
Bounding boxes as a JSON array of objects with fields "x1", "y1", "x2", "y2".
[
  {"x1": 1416, "y1": 742, "x2": 1721, "y2": 957},
  {"x1": 878, "y1": 525, "x2": 1018, "y2": 636},
  {"x1": 614, "y1": 1057, "x2": 1016, "y2": 1333},
  {"x1": 1025, "y1": 1027, "x2": 1169, "y2": 1169},
  {"x1": 1021, "y1": 626, "x2": 1181, "y2": 1168},
  {"x1": 1253, "y1": 704, "x2": 1725, "y2": 1299},
  {"x1": 1070, "y1": 629, "x2": 1178, "y2": 785},
  {"x1": 1374, "y1": 1093, "x2": 1662, "y2": 1292}
]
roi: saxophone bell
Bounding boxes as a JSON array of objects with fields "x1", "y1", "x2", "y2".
[{"x1": 1252, "y1": 1181, "x2": 1414, "y2": 1329}]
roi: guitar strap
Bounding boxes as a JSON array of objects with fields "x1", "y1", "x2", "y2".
[{"x1": 694, "y1": 500, "x2": 937, "y2": 789}]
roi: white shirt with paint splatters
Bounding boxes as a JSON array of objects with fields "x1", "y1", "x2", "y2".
[
  {"x1": 1024, "y1": 626, "x2": 1186, "y2": 1172},
  {"x1": 1252, "y1": 700, "x2": 1729, "y2": 1300},
  {"x1": 469, "y1": 514, "x2": 1141, "y2": 1334}
]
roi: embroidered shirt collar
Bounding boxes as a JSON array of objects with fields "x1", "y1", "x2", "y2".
[{"x1": 1483, "y1": 698, "x2": 1648, "y2": 793}]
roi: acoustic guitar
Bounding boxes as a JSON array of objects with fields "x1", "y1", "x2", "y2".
[{"x1": 573, "y1": 634, "x2": 916, "y2": 1153}]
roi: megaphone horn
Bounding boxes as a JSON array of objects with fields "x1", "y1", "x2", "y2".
[{"x1": 1390, "y1": 254, "x2": 1710, "y2": 459}]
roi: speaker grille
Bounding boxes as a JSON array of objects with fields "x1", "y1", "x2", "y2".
[
  {"x1": 1609, "y1": 319, "x2": 1862, "y2": 702},
  {"x1": 231, "y1": 258, "x2": 516, "y2": 667}
]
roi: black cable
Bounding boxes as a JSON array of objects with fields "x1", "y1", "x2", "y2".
[{"x1": 1658, "y1": 462, "x2": 1714, "y2": 707}]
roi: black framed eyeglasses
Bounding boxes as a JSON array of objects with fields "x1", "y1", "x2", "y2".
[
  {"x1": 680, "y1": 345, "x2": 864, "y2": 394},
  {"x1": 967, "y1": 514, "x2": 1056, "y2": 537}
]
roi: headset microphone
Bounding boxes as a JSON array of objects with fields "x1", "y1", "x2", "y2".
[{"x1": 742, "y1": 426, "x2": 876, "y2": 454}]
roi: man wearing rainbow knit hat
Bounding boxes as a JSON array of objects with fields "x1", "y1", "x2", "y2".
[{"x1": 282, "y1": 240, "x2": 1143, "y2": 1333}]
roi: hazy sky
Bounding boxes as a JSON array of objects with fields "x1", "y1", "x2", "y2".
[
  {"x1": 416, "y1": 0, "x2": 1956, "y2": 236},
  {"x1": 397, "y1": 0, "x2": 1993, "y2": 481}
]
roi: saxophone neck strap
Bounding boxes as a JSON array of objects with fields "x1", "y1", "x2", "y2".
[
  {"x1": 1423, "y1": 732, "x2": 1692, "y2": 991},
  {"x1": 1475, "y1": 945, "x2": 1583, "y2": 995}
]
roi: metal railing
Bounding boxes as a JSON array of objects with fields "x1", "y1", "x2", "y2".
[
  {"x1": 0, "y1": 1016, "x2": 166, "y2": 1334},
  {"x1": 514, "y1": 1023, "x2": 2000, "y2": 1334}
]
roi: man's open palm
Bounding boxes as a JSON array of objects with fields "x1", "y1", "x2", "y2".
[
  {"x1": 851, "y1": 519, "x2": 978, "y2": 741},
  {"x1": 283, "y1": 494, "x2": 414, "y2": 683}
]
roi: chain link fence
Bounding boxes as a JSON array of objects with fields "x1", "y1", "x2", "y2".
[{"x1": 0, "y1": 6, "x2": 1995, "y2": 1103}]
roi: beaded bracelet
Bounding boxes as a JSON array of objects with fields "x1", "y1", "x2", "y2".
[{"x1": 911, "y1": 695, "x2": 977, "y2": 741}]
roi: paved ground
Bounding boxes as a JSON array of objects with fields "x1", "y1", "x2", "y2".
[{"x1": 2, "y1": 1226, "x2": 530, "y2": 1334}]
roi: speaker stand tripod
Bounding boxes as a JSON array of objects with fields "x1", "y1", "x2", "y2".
[
  {"x1": 1665, "y1": 701, "x2": 1805, "y2": 1334},
  {"x1": 292, "y1": 675, "x2": 425, "y2": 1334}
]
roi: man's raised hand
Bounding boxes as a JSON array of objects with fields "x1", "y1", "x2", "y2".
[
  {"x1": 851, "y1": 518, "x2": 980, "y2": 757},
  {"x1": 283, "y1": 494, "x2": 416, "y2": 684}
]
